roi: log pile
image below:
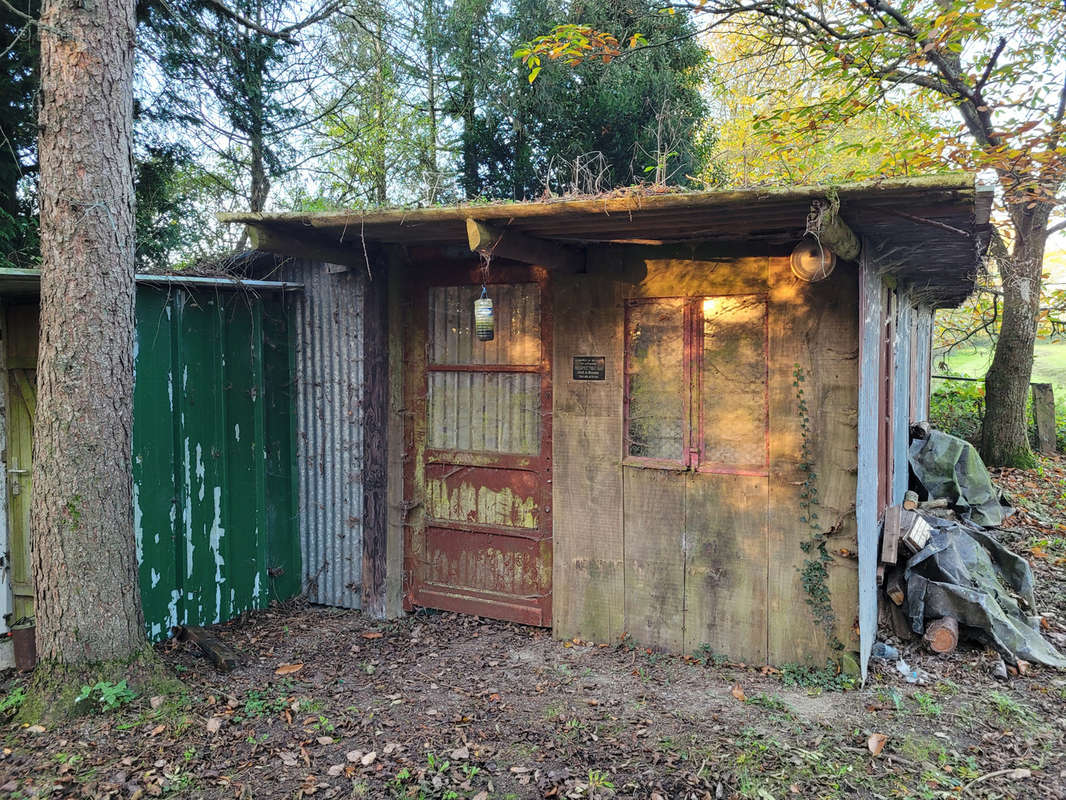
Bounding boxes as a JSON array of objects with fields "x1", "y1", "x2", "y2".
[{"x1": 878, "y1": 500, "x2": 958, "y2": 654}]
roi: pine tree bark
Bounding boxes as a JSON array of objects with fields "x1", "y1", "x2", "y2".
[
  {"x1": 981, "y1": 203, "x2": 1052, "y2": 468},
  {"x1": 34, "y1": 0, "x2": 145, "y2": 663}
]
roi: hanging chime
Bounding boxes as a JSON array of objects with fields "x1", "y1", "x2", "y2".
[{"x1": 474, "y1": 284, "x2": 494, "y2": 341}]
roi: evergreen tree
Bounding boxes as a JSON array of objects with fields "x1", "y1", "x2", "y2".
[
  {"x1": 447, "y1": 0, "x2": 713, "y2": 200},
  {"x1": 0, "y1": 0, "x2": 40, "y2": 269}
]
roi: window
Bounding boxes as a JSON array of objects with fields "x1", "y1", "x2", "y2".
[
  {"x1": 624, "y1": 295, "x2": 768, "y2": 474},
  {"x1": 426, "y1": 284, "x2": 542, "y2": 455}
]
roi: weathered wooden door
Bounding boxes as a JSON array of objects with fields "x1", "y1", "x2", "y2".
[
  {"x1": 405, "y1": 266, "x2": 552, "y2": 625},
  {"x1": 5, "y1": 305, "x2": 39, "y2": 624}
]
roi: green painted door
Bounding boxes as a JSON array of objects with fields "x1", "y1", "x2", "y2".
[{"x1": 6, "y1": 305, "x2": 38, "y2": 624}]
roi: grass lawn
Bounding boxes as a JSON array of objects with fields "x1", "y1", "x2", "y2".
[{"x1": 936, "y1": 340, "x2": 1066, "y2": 397}]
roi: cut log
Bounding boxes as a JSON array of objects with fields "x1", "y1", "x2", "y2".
[
  {"x1": 918, "y1": 497, "x2": 949, "y2": 509},
  {"x1": 902, "y1": 490, "x2": 919, "y2": 511},
  {"x1": 466, "y1": 218, "x2": 584, "y2": 272},
  {"x1": 807, "y1": 199, "x2": 861, "y2": 261},
  {"x1": 885, "y1": 571, "x2": 906, "y2": 607},
  {"x1": 924, "y1": 616, "x2": 959, "y2": 654},
  {"x1": 174, "y1": 626, "x2": 239, "y2": 671}
]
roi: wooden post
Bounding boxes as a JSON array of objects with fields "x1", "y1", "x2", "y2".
[
  {"x1": 1031, "y1": 383, "x2": 1056, "y2": 454},
  {"x1": 361, "y1": 255, "x2": 389, "y2": 617}
]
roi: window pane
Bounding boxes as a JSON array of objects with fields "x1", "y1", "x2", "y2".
[
  {"x1": 700, "y1": 296, "x2": 767, "y2": 470},
  {"x1": 427, "y1": 371, "x2": 540, "y2": 454},
  {"x1": 429, "y1": 284, "x2": 540, "y2": 365},
  {"x1": 626, "y1": 299, "x2": 685, "y2": 460}
]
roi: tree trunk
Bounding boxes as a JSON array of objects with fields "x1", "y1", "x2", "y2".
[
  {"x1": 372, "y1": 15, "x2": 387, "y2": 205},
  {"x1": 250, "y1": 128, "x2": 269, "y2": 213},
  {"x1": 423, "y1": 0, "x2": 439, "y2": 204},
  {"x1": 981, "y1": 205, "x2": 1051, "y2": 467},
  {"x1": 34, "y1": 0, "x2": 145, "y2": 663}
]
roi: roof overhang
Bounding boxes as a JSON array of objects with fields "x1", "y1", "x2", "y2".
[
  {"x1": 221, "y1": 174, "x2": 993, "y2": 307},
  {"x1": 0, "y1": 267, "x2": 303, "y2": 297}
]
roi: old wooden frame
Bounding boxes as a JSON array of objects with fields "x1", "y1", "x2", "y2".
[
  {"x1": 622, "y1": 293, "x2": 770, "y2": 477},
  {"x1": 402, "y1": 259, "x2": 554, "y2": 626}
]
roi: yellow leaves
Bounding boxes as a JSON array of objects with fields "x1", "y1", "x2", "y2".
[{"x1": 517, "y1": 24, "x2": 625, "y2": 81}]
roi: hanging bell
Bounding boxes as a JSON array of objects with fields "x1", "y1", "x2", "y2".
[{"x1": 474, "y1": 288, "x2": 494, "y2": 341}]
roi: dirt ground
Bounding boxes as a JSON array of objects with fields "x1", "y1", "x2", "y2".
[{"x1": 2, "y1": 459, "x2": 1066, "y2": 799}]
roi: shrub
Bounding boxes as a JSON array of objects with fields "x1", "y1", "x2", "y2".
[
  {"x1": 929, "y1": 379, "x2": 985, "y2": 445},
  {"x1": 930, "y1": 377, "x2": 1066, "y2": 453}
]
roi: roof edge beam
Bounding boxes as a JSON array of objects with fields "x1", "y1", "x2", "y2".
[
  {"x1": 466, "y1": 218, "x2": 584, "y2": 272},
  {"x1": 248, "y1": 224, "x2": 369, "y2": 268}
]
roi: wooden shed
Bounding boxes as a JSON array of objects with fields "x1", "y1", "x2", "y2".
[{"x1": 223, "y1": 175, "x2": 992, "y2": 677}]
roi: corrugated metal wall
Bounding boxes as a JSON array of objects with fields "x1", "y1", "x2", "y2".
[
  {"x1": 133, "y1": 285, "x2": 300, "y2": 640},
  {"x1": 283, "y1": 261, "x2": 365, "y2": 608}
]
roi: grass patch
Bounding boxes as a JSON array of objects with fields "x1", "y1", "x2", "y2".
[
  {"x1": 746, "y1": 692, "x2": 792, "y2": 714},
  {"x1": 987, "y1": 690, "x2": 1036, "y2": 725}
]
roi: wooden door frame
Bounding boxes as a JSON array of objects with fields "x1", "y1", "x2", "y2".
[{"x1": 401, "y1": 259, "x2": 554, "y2": 624}]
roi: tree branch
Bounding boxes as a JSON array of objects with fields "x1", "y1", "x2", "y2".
[
  {"x1": 975, "y1": 37, "x2": 1007, "y2": 94},
  {"x1": 198, "y1": 0, "x2": 297, "y2": 41}
]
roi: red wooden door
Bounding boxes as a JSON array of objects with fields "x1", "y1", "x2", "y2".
[{"x1": 405, "y1": 265, "x2": 552, "y2": 625}]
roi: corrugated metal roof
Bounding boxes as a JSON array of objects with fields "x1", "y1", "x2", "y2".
[{"x1": 221, "y1": 174, "x2": 991, "y2": 306}]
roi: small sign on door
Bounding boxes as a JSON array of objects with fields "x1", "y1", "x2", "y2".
[{"x1": 572, "y1": 356, "x2": 606, "y2": 381}]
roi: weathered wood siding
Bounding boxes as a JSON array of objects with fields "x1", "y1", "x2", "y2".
[{"x1": 553, "y1": 244, "x2": 859, "y2": 665}]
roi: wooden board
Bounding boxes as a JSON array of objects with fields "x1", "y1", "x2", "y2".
[
  {"x1": 856, "y1": 253, "x2": 885, "y2": 677},
  {"x1": 618, "y1": 245, "x2": 770, "y2": 299},
  {"x1": 881, "y1": 505, "x2": 902, "y2": 565},
  {"x1": 767, "y1": 254, "x2": 860, "y2": 665},
  {"x1": 892, "y1": 296, "x2": 913, "y2": 504},
  {"x1": 684, "y1": 472, "x2": 768, "y2": 662},
  {"x1": 551, "y1": 269, "x2": 625, "y2": 643},
  {"x1": 623, "y1": 467, "x2": 686, "y2": 652},
  {"x1": 4, "y1": 304, "x2": 36, "y2": 623}
]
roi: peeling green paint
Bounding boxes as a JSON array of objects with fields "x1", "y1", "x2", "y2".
[{"x1": 133, "y1": 287, "x2": 299, "y2": 642}]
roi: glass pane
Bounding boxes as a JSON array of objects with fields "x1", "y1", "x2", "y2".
[
  {"x1": 700, "y1": 296, "x2": 767, "y2": 469},
  {"x1": 429, "y1": 284, "x2": 540, "y2": 365},
  {"x1": 625, "y1": 299, "x2": 685, "y2": 460},
  {"x1": 427, "y1": 371, "x2": 540, "y2": 454}
]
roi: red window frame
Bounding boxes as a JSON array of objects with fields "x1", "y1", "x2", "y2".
[{"x1": 623, "y1": 294, "x2": 769, "y2": 476}]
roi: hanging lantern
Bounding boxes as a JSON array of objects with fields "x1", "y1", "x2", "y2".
[
  {"x1": 790, "y1": 237, "x2": 837, "y2": 282},
  {"x1": 474, "y1": 287, "x2": 494, "y2": 341}
]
